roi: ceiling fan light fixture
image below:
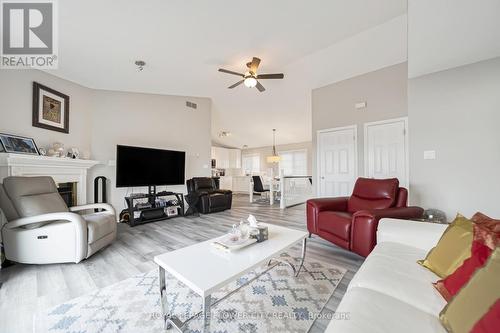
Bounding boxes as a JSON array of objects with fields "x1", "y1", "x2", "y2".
[
  {"x1": 244, "y1": 77, "x2": 257, "y2": 88},
  {"x1": 219, "y1": 57, "x2": 283, "y2": 92}
]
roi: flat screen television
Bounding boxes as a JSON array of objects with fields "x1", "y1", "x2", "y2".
[{"x1": 116, "y1": 145, "x2": 185, "y2": 187}]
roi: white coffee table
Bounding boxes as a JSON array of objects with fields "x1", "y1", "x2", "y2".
[{"x1": 154, "y1": 223, "x2": 309, "y2": 332}]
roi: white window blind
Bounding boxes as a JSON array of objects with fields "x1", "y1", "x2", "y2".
[
  {"x1": 242, "y1": 154, "x2": 260, "y2": 174},
  {"x1": 279, "y1": 149, "x2": 307, "y2": 176}
]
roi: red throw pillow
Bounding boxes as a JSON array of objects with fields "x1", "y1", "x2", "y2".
[
  {"x1": 434, "y1": 240, "x2": 492, "y2": 301},
  {"x1": 434, "y1": 212, "x2": 500, "y2": 301},
  {"x1": 471, "y1": 299, "x2": 500, "y2": 333}
]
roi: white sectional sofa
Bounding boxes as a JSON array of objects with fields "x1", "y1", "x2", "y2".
[{"x1": 326, "y1": 218, "x2": 450, "y2": 333}]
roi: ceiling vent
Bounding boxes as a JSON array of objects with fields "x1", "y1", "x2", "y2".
[{"x1": 186, "y1": 101, "x2": 197, "y2": 109}]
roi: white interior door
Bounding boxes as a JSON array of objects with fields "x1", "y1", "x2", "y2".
[
  {"x1": 364, "y1": 118, "x2": 408, "y2": 188},
  {"x1": 317, "y1": 126, "x2": 357, "y2": 197}
]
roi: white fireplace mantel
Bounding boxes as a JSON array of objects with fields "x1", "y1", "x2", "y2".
[{"x1": 0, "y1": 153, "x2": 100, "y2": 205}]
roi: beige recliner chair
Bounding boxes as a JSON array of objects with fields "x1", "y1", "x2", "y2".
[{"x1": 0, "y1": 176, "x2": 116, "y2": 264}]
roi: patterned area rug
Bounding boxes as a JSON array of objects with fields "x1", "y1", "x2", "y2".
[{"x1": 34, "y1": 254, "x2": 346, "y2": 333}]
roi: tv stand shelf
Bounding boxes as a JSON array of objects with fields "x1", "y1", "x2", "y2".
[{"x1": 125, "y1": 191, "x2": 185, "y2": 227}]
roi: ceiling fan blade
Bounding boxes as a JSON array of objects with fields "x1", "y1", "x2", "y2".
[
  {"x1": 218, "y1": 68, "x2": 244, "y2": 77},
  {"x1": 256, "y1": 81, "x2": 266, "y2": 92},
  {"x1": 257, "y1": 73, "x2": 284, "y2": 79},
  {"x1": 249, "y1": 57, "x2": 261, "y2": 73},
  {"x1": 228, "y1": 80, "x2": 244, "y2": 89}
]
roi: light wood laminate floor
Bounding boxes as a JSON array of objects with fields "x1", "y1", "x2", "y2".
[{"x1": 0, "y1": 194, "x2": 363, "y2": 333}]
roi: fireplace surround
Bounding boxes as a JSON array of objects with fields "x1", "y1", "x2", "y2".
[{"x1": 0, "y1": 153, "x2": 99, "y2": 205}]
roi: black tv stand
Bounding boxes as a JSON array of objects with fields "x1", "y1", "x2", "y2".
[
  {"x1": 148, "y1": 185, "x2": 157, "y2": 204},
  {"x1": 125, "y1": 190, "x2": 185, "y2": 227}
]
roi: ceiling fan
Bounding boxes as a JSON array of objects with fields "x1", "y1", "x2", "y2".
[{"x1": 218, "y1": 57, "x2": 284, "y2": 92}]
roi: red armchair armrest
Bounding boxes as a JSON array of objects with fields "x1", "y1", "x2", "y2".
[
  {"x1": 351, "y1": 206, "x2": 424, "y2": 257},
  {"x1": 306, "y1": 197, "x2": 349, "y2": 234}
]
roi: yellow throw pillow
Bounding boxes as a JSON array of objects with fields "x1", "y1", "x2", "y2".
[
  {"x1": 418, "y1": 213, "x2": 473, "y2": 277},
  {"x1": 439, "y1": 247, "x2": 500, "y2": 333}
]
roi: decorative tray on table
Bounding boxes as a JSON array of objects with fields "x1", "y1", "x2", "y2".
[{"x1": 212, "y1": 234, "x2": 257, "y2": 252}]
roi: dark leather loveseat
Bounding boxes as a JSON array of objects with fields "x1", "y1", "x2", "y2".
[
  {"x1": 186, "y1": 177, "x2": 232, "y2": 214},
  {"x1": 307, "y1": 178, "x2": 423, "y2": 257}
]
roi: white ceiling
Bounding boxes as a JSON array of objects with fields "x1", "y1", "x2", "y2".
[
  {"x1": 408, "y1": 0, "x2": 500, "y2": 78},
  {"x1": 49, "y1": 0, "x2": 407, "y2": 148}
]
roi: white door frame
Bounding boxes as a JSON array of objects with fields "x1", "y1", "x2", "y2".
[
  {"x1": 316, "y1": 125, "x2": 358, "y2": 197},
  {"x1": 363, "y1": 117, "x2": 409, "y2": 187}
]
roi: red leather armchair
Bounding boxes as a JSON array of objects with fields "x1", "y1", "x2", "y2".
[{"x1": 307, "y1": 178, "x2": 423, "y2": 257}]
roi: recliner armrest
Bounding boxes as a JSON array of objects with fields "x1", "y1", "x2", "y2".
[
  {"x1": 6, "y1": 212, "x2": 86, "y2": 229},
  {"x1": 353, "y1": 206, "x2": 424, "y2": 220},
  {"x1": 350, "y1": 206, "x2": 424, "y2": 257},
  {"x1": 70, "y1": 203, "x2": 116, "y2": 218},
  {"x1": 306, "y1": 197, "x2": 349, "y2": 234}
]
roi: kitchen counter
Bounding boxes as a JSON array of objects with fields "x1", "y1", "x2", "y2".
[{"x1": 219, "y1": 176, "x2": 251, "y2": 193}]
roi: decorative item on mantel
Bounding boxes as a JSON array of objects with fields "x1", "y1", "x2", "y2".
[
  {"x1": 0, "y1": 133, "x2": 39, "y2": 155},
  {"x1": 47, "y1": 142, "x2": 65, "y2": 157},
  {"x1": 66, "y1": 147, "x2": 80, "y2": 159},
  {"x1": 266, "y1": 129, "x2": 281, "y2": 163}
]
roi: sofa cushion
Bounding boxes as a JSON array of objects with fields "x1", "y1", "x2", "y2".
[
  {"x1": 435, "y1": 237, "x2": 493, "y2": 301},
  {"x1": 418, "y1": 213, "x2": 473, "y2": 278},
  {"x1": 435, "y1": 214, "x2": 500, "y2": 300},
  {"x1": 348, "y1": 242, "x2": 446, "y2": 316},
  {"x1": 318, "y1": 211, "x2": 352, "y2": 241},
  {"x1": 471, "y1": 299, "x2": 500, "y2": 333},
  {"x1": 326, "y1": 287, "x2": 446, "y2": 333},
  {"x1": 440, "y1": 247, "x2": 500, "y2": 333},
  {"x1": 347, "y1": 177, "x2": 399, "y2": 213},
  {"x1": 83, "y1": 213, "x2": 117, "y2": 243}
]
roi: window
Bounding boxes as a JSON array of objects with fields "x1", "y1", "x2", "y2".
[
  {"x1": 242, "y1": 154, "x2": 260, "y2": 174},
  {"x1": 279, "y1": 149, "x2": 307, "y2": 176}
]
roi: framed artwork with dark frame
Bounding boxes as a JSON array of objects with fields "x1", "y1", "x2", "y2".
[
  {"x1": 0, "y1": 133, "x2": 39, "y2": 155},
  {"x1": 32, "y1": 82, "x2": 70, "y2": 133}
]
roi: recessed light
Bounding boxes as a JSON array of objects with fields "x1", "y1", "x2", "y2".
[{"x1": 218, "y1": 131, "x2": 231, "y2": 138}]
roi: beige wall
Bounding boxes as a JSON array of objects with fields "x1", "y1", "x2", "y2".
[
  {"x1": 311, "y1": 62, "x2": 408, "y2": 194},
  {"x1": 0, "y1": 70, "x2": 93, "y2": 152},
  {"x1": 242, "y1": 141, "x2": 313, "y2": 175},
  {"x1": 0, "y1": 70, "x2": 212, "y2": 211},
  {"x1": 408, "y1": 57, "x2": 500, "y2": 219},
  {"x1": 89, "y1": 89, "x2": 211, "y2": 209}
]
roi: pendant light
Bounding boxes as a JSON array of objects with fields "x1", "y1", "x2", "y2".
[{"x1": 266, "y1": 129, "x2": 281, "y2": 163}]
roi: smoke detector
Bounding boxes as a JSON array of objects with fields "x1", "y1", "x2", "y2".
[{"x1": 135, "y1": 60, "x2": 146, "y2": 71}]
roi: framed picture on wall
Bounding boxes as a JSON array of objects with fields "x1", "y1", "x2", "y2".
[
  {"x1": 32, "y1": 82, "x2": 70, "y2": 133},
  {"x1": 0, "y1": 133, "x2": 39, "y2": 155}
]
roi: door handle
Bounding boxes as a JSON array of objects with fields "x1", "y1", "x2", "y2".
[{"x1": 321, "y1": 177, "x2": 325, "y2": 180}]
